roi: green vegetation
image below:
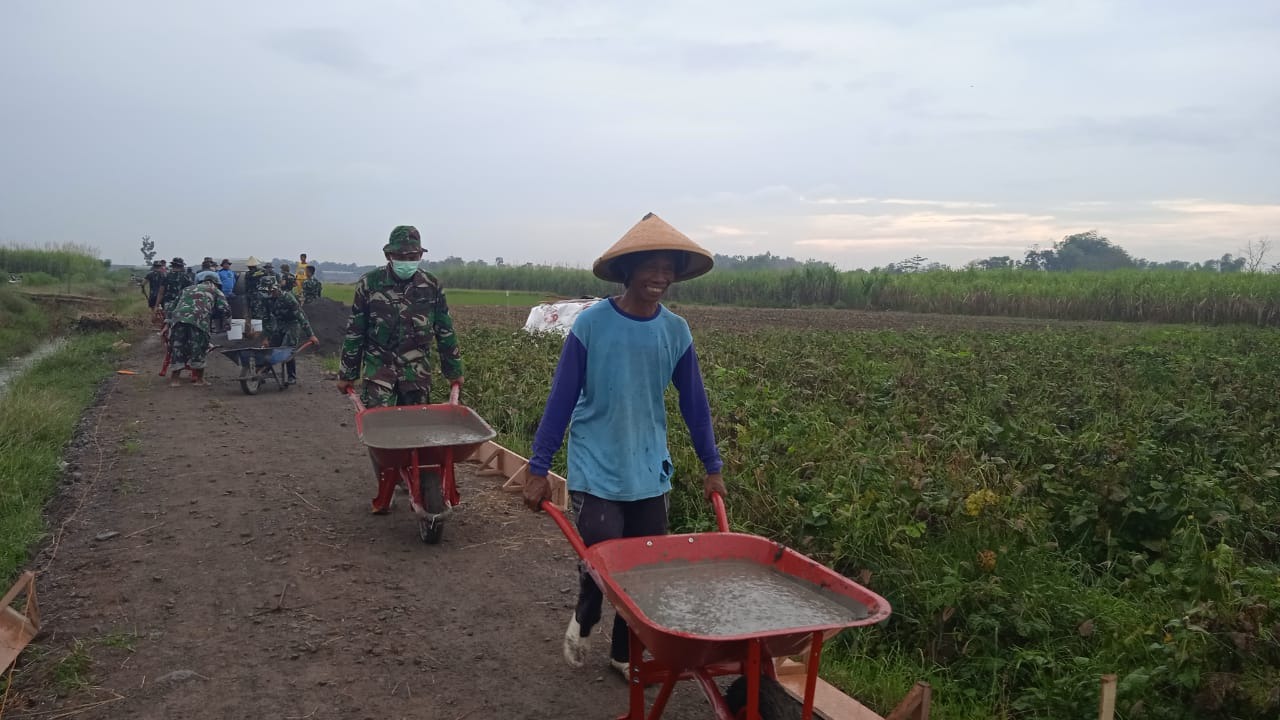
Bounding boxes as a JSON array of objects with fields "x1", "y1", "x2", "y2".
[
  {"x1": 429, "y1": 266, "x2": 1280, "y2": 326},
  {"x1": 0, "y1": 287, "x2": 51, "y2": 360},
  {"x1": 459, "y1": 324, "x2": 1280, "y2": 719},
  {"x1": 0, "y1": 243, "x2": 110, "y2": 281},
  {"x1": 322, "y1": 284, "x2": 550, "y2": 307},
  {"x1": 0, "y1": 332, "x2": 128, "y2": 583}
]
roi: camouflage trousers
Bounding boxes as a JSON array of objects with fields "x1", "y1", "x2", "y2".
[
  {"x1": 169, "y1": 323, "x2": 211, "y2": 370},
  {"x1": 359, "y1": 381, "x2": 430, "y2": 409},
  {"x1": 247, "y1": 296, "x2": 265, "y2": 324},
  {"x1": 268, "y1": 324, "x2": 305, "y2": 349}
]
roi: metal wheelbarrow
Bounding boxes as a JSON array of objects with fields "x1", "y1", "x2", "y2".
[
  {"x1": 542, "y1": 494, "x2": 891, "y2": 720},
  {"x1": 220, "y1": 340, "x2": 312, "y2": 395},
  {"x1": 348, "y1": 386, "x2": 496, "y2": 544}
]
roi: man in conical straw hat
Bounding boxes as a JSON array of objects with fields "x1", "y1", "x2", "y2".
[{"x1": 523, "y1": 212, "x2": 727, "y2": 678}]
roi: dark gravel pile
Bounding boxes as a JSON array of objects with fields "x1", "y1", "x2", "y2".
[{"x1": 300, "y1": 298, "x2": 349, "y2": 355}]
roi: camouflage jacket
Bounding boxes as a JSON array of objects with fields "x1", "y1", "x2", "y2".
[
  {"x1": 142, "y1": 270, "x2": 164, "y2": 299},
  {"x1": 160, "y1": 269, "x2": 194, "y2": 306},
  {"x1": 245, "y1": 268, "x2": 267, "y2": 298},
  {"x1": 301, "y1": 277, "x2": 323, "y2": 304},
  {"x1": 339, "y1": 266, "x2": 462, "y2": 392},
  {"x1": 263, "y1": 291, "x2": 314, "y2": 339},
  {"x1": 280, "y1": 272, "x2": 297, "y2": 293},
  {"x1": 171, "y1": 284, "x2": 230, "y2": 335}
]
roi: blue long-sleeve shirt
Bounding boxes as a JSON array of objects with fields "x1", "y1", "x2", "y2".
[
  {"x1": 218, "y1": 268, "x2": 236, "y2": 297},
  {"x1": 530, "y1": 298, "x2": 722, "y2": 501}
]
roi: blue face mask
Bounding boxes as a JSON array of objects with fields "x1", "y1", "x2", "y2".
[{"x1": 390, "y1": 260, "x2": 419, "y2": 279}]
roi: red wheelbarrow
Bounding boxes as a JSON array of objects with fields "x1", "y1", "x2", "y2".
[
  {"x1": 542, "y1": 495, "x2": 891, "y2": 720},
  {"x1": 349, "y1": 386, "x2": 496, "y2": 543}
]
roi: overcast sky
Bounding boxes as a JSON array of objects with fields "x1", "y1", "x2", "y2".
[{"x1": 2, "y1": 1, "x2": 1277, "y2": 270}]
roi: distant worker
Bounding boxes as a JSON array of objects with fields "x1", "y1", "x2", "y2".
[
  {"x1": 522, "y1": 212, "x2": 726, "y2": 678},
  {"x1": 142, "y1": 260, "x2": 165, "y2": 312},
  {"x1": 296, "y1": 253, "x2": 310, "y2": 294},
  {"x1": 167, "y1": 271, "x2": 230, "y2": 387},
  {"x1": 257, "y1": 274, "x2": 317, "y2": 385},
  {"x1": 156, "y1": 257, "x2": 193, "y2": 317},
  {"x1": 244, "y1": 257, "x2": 267, "y2": 328},
  {"x1": 335, "y1": 226, "x2": 464, "y2": 514},
  {"x1": 279, "y1": 263, "x2": 297, "y2": 296},
  {"x1": 301, "y1": 265, "x2": 323, "y2": 304}
]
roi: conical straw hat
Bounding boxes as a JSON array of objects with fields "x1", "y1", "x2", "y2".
[
  {"x1": 592, "y1": 213, "x2": 714, "y2": 283},
  {"x1": 246, "y1": 256, "x2": 261, "y2": 267}
]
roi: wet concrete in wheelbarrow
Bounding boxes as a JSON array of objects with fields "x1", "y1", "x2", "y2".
[{"x1": 8, "y1": 333, "x2": 710, "y2": 719}]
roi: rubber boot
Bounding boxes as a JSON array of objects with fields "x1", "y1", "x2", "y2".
[
  {"x1": 190, "y1": 368, "x2": 208, "y2": 386},
  {"x1": 168, "y1": 370, "x2": 183, "y2": 387},
  {"x1": 370, "y1": 465, "x2": 397, "y2": 514}
]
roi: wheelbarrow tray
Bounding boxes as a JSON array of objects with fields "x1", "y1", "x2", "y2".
[
  {"x1": 219, "y1": 346, "x2": 295, "y2": 367},
  {"x1": 584, "y1": 532, "x2": 891, "y2": 672},
  {"x1": 355, "y1": 402, "x2": 497, "y2": 466}
]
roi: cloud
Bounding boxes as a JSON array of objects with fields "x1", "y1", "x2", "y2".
[
  {"x1": 264, "y1": 28, "x2": 389, "y2": 79},
  {"x1": 704, "y1": 225, "x2": 766, "y2": 236}
]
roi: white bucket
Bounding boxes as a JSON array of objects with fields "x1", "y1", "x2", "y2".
[
  {"x1": 227, "y1": 319, "x2": 245, "y2": 341},
  {"x1": 250, "y1": 319, "x2": 263, "y2": 333}
]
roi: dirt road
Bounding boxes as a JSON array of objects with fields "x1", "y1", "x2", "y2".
[{"x1": 10, "y1": 333, "x2": 709, "y2": 719}]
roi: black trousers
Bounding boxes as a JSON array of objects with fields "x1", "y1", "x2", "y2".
[{"x1": 571, "y1": 491, "x2": 668, "y2": 662}]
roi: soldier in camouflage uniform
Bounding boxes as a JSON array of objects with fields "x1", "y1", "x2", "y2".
[
  {"x1": 168, "y1": 271, "x2": 230, "y2": 386},
  {"x1": 336, "y1": 225, "x2": 464, "y2": 514},
  {"x1": 301, "y1": 265, "x2": 323, "y2": 304},
  {"x1": 157, "y1": 257, "x2": 194, "y2": 317},
  {"x1": 257, "y1": 273, "x2": 317, "y2": 384},
  {"x1": 279, "y1": 264, "x2": 297, "y2": 296},
  {"x1": 244, "y1": 257, "x2": 268, "y2": 329},
  {"x1": 142, "y1": 260, "x2": 165, "y2": 311}
]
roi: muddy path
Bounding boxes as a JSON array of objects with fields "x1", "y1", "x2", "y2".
[{"x1": 8, "y1": 333, "x2": 709, "y2": 719}]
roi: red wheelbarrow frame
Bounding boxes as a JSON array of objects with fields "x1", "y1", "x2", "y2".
[
  {"x1": 543, "y1": 495, "x2": 891, "y2": 720},
  {"x1": 348, "y1": 385, "x2": 494, "y2": 535}
]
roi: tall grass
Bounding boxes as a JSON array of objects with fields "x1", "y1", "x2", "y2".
[
  {"x1": 435, "y1": 265, "x2": 1280, "y2": 326},
  {"x1": 0, "y1": 287, "x2": 50, "y2": 360},
  {"x1": 0, "y1": 332, "x2": 127, "y2": 582},
  {"x1": 0, "y1": 243, "x2": 109, "y2": 282}
]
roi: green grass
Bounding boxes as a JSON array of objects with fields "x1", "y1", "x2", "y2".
[
  {"x1": 322, "y1": 284, "x2": 550, "y2": 307},
  {"x1": 0, "y1": 332, "x2": 129, "y2": 583},
  {"x1": 50, "y1": 640, "x2": 92, "y2": 694},
  {"x1": 0, "y1": 286, "x2": 50, "y2": 360},
  {"x1": 456, "y1": 323, "x2": 1280, "y2": 719}
]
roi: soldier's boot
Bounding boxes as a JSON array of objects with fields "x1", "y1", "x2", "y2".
[
  {"x1": 168, "y1": 370, "x2": 183, "y2": 387},
  {"x1": 370, "y1": 467, "x2": 398, "y2": 515},
  {"x1": 285, "y1": 359, "x2": 297, "y2": 384},
  {"x1": 190, "y1": 368, "x2": 209, "y2": 386}
]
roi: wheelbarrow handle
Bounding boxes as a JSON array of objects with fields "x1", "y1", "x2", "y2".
[
  {"x1": 448, "y1": 382, "x2": 460, "y2": 406},
  {"x1": 711, "y1": 491, "x2": 730, "y2": 533},
  {"x1": 541, "y1": 500, "x2": 590, "y2": 561},
  {"x1": 344, "y1": 386, "x2": 365, "y2": 413}
]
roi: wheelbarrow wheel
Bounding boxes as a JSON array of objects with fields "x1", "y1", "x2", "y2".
[
  {"x1": 725, "y1": 674, "x2": 803, "y2": 720},
  {"x1": 239, "y1": 377, "x2": 261, "y2": 395},
  {"x1": 417, "y1": 470, "x2": 445, "y2": 545}
]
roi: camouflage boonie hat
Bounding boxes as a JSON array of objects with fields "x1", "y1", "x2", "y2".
[
  {"x1": 383, "y1": 225, "x2": 422, "y2": 254},
  {"x1": 151, "y1": 260, "x2": 163, "y2": 267},
  {"x1": 257, "y1": 274, "x2": 280, "y2": 295},
  {"x1": 171, "y1": 257, "x2": 185, "y2": 268}
]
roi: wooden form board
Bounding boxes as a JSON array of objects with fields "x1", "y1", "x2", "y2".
[
  {"x1": 470, "y1": 441, "x2": 570, "y2": 510},
  {"x1": 774, "y1": 659, "x2": 932, "y2": 720},
  {"x1": 1, "y1": 571, "x2": 40, "y2": 672}
]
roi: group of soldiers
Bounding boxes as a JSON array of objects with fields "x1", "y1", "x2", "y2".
[{"x1": 143, "y1": 254, "x2": 321, "y2": 387}]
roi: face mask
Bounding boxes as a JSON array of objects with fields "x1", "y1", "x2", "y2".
[{"x1": 390, "y1": 260, "x2": 419, "y2": 279}]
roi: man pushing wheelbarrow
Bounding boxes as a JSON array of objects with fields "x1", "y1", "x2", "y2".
[
  {"x1": 335, "y1": 225, "x2": 465, "y2": 515},
  {"x1": 522, "y1": 212, "x2": 728, "y2": 679}
]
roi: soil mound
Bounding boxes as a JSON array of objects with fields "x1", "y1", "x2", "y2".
[
  {"x1": 73, "y1": 313, "x2": 126, "y2": 332},
  {"x1": 301, "y1": 297, "x2": 350, "y2": 355}
]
